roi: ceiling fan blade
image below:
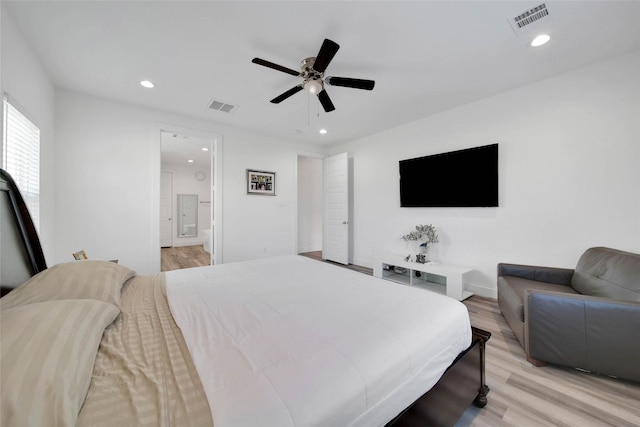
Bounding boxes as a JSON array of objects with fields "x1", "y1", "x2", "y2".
[
  {"x1": 313, "y1": 39, "x2": 340, "y2": 73},
  {"x1": 252, "y1": 58, "x2": 300, "y2": 77},
  {"x1": 325, "y1": 76, "x2": 375, "y2": 90},
  {"x1": 270, "y1": 85, "x2": 303, "y2": 104},
  {"x1": 317, "y1": 89, "x2": 335, "y2": 112}
]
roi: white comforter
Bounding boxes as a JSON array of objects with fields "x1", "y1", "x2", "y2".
[{"x1": 166, "y1": 255, "x2": 471, "y2": 427}]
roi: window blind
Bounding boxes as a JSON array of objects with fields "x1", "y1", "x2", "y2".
[{"x1": 3, "y1": 96, "x2": 41, "y2": 230}]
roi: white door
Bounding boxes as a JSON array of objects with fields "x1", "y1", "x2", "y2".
[
  {"x1": 160, "y1": 171, "x2": 173, "y2": 247},
  {"x1": 323, "y1": 152, "x2": 349, "y2": 265}
]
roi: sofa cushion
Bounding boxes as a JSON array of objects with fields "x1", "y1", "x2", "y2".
[
  {"x1": 499, "y1": 276, "x2": 578, "y2": 322},
  {"x1": 572, "y1": 247, "x2": 640, "y2": 302}
]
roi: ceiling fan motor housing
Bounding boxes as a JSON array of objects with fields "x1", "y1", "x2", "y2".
[{"x1": 301, "y1": 57, "x2": 324, "y2": 93}]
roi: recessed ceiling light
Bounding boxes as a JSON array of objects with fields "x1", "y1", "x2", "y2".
[
  {"x1": 140, "y1": 80, "x2": 155, "y2": 88},
  {"x1": 202, "y1": 147, "x2": 209, "y2": 151},
  {"x1": 187, "y1": 159, "x2": 194, "y2": 163},
  {"x1": 319, "y1": 129, "x2": 328, "y2": 134},
  {"x1": 531, "y1": 34, "x2": 551, "y2": 47}
]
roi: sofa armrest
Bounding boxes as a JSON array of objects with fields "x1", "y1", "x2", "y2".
[
  {"x1": 497, "y1": 263, "x2": 574, "y2": 286},
  {"x1": 524, "y1": 290, "x2": 640, "y2": 382}
]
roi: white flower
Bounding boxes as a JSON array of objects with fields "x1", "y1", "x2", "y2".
[{"x1": 401, "y1": 224, "x2": 439, "y2": 245}]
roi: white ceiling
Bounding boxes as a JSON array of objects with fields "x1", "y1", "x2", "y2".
[
  {"x1": 4, "y1": 1, "x2": 639, "y2": 146},
  {"x1": 160, "y1": 131, "x2": 212, "y2": 169}
]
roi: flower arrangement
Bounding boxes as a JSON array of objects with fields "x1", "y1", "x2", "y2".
[
  {"x1": 402, "y1": 224, "x2": 439, "y2": 245},
  {"x1": 402, "y1": 224, "x2": 439, "y2": 263}
]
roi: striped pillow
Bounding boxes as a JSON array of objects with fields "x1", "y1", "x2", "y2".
[
  {"x1": 0, "y1": 260, "x2": 134, "y2": 309},
  {"x1": 0, "y1": 299, "x2": 120, "y2": 427}
]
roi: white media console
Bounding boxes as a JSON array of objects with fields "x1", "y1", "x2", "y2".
[{"x1": 373, "y1": 255, "x2": 473, "y2": 301}]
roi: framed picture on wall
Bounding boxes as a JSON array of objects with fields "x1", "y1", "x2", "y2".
[{"x1": 247, "y1": 169, "x2": 276, "y2": 196}]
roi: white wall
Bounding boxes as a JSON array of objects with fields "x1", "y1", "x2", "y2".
[
  {"x1": 297, "y1": 156, "x2": 323, "y2": 253},
  {"x1": 54, "y1": 90, "x2": 326, "y2": 274},
  {"x1": 1, "y1": 7, "x2": 56, "y2": 260},
  {"x1": 162, "y1": 163, "x2": 211, "y2": 247},
  {"x1": 331, "y1": 51, "x2": 640, "y2": 297},
  {"x1": 221, "y1": 131, "x2": 321, "y2": 263}
]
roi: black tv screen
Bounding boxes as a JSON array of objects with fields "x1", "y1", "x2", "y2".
[{"x1": 399, "y1": 144, "x2": 498, "y2": 207}]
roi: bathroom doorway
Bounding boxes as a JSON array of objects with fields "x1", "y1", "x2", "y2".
[{"x1": 159, "y1": 127, "x2": 222, "y2": 267}]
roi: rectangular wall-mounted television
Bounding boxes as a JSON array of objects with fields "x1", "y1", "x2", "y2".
[{"x1": 399, "y1": 143, "x2": 498, "y2": 207}]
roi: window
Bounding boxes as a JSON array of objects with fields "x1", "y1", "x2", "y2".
[{"x1": 2, "y1": 95, "x2": 40, "y2": 230}]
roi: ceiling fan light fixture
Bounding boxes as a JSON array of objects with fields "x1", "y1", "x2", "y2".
[{"x1": 304, "y1": 79, "x2": 323, "y2": 94}]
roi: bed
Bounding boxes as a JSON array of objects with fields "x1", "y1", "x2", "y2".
[{"x1": 0, "y1": 168, "x2": 490, "y2": 426}]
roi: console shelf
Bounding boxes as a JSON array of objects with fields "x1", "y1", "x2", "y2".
[{"x1": 374, "y1": 255, "x2": 473, "y2": 301}]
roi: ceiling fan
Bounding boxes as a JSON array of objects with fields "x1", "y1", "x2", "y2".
[{"x1": 252, "y1": 38, "x2": 375, "y2": 112}]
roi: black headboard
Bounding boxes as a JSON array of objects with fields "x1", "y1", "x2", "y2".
[{"x1": 0, "y1": 168, "x2": 47, "y2": 294}]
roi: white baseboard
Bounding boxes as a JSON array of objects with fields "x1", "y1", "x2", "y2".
[
  {"x1": 353, "y1": 257, "x2": 374, "y2": 269},
  {"x1": 172, "y1": 240, "x2": 206, "y2": 248},
  {"x1": 466, "y1": 282, "x2": 497, "y2": 299}
]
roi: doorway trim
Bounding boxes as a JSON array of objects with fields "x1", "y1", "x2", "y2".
[{"x1": 160, "y1": 171, "x2": 174, "y2": 248}]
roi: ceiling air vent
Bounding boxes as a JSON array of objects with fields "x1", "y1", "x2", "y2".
[
  {"x1": 509, "y1": 3, "x2": 550, "y2": 32},
  {"x1": 206, "y1": 98, "x2": 238, "y2": 114}
]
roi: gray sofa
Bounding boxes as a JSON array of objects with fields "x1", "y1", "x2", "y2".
[{"x1": 498, "y1": 247, "x2": 640, "y2": 382}]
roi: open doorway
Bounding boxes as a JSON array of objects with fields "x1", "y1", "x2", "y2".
[
  {"x1": 297, "y1": 155, "x2": 323, "y2": 256},
  {"x1": 159, "y1": 127, "x2": 222, "y2": 270}
]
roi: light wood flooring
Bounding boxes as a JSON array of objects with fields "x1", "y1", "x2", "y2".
[
  {"x1": 161, "y1": 245, "x2": 211, "y2": 272},
  {"x1": 162, "y1": 249, "x2": 640, "y2": 425},
  {"x1": 457, "y1": 296, "x2": 640, "y2": 427},
  {"x1": 300, "y1": 251, "x2": 640, "y2": 427}
]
